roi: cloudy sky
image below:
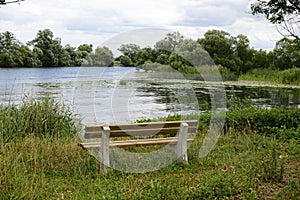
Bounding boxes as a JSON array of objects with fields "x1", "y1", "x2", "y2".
[{"x1": 0, "y1": 0, "x2": 282, "y2": 51}]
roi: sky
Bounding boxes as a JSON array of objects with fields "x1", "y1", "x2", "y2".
[{"x1": 0, "y1": 0, "x2": 282, "y2": 51}]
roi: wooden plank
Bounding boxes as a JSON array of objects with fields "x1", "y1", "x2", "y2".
[
  {"x1": 84, "y1": 126, "x2": 197, "y2": 139},
  {"x1": 79, "y1": 137, "x2": 194, "y2": 149},
  {"x1": 85, "y1": 120, "x2": 198, "y2": 133}
]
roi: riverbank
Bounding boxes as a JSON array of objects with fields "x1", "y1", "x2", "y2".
[{"x1": 0, "y1": 98, "x2": 299, "y2": 199}]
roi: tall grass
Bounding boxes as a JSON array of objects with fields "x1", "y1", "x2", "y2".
[
  {"x1": 239, "y1": 67, "x2": 300, "y2": 85},
  {"x1": 0, "y1": 96, "x2": 79, "y2": 143}
]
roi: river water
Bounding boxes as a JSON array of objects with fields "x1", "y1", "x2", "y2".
[{"x1": 0, "y1": 67, "x2": 299, "y2": 124}]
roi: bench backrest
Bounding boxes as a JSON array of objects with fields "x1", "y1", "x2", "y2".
[{"x1": 84, "y1": 120, "x2": 198, "y2": 139}]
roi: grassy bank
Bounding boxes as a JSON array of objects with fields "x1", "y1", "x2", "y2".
[
  {"x1": 0, "y1": 98, "x2": 299, "y2": 199},
  {"x1": 239, "y1": 68, "x2": 300, "y2": 85}
]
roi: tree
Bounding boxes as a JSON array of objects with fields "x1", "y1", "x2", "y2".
[
  {"x1": 118, "y1": 44, "x2": 140, "y2": 64},
  {"x1": 175, "y1": 39, "x2": 213, "y2": 67},
  {"x1": 272, "y1": 38, "x2": 300, "y2": 69},
  {"x1": 119, "y1": 55, "x2": 132, "y2": 66},
  {"x1": 251, "y1": 0, "x2": 300, "y2": 40},
  {"x1": 84, "y1": 46, "x2": 114, "y2": 66},
  {"x1": 154, "y1": 31, "x2": 184, "y2": 52},
  {"x1": 0, "y1": 31, "x2": 41, "y2": 67},
  {"x1": 0, "y1": 31, "x2": 21, "y2": 51},
  {"x1": 198, "y1": 30, "x2": 233, "y2": 59},
  {"x1": 135, "y1": 47, "x2": 157, "y2": 66},
  {"x1": 77, "y1": 44, "x2": 93, "y2": 58},
  {"x1": 28, "y1": 29, "x2": 65, "y2": 67}
]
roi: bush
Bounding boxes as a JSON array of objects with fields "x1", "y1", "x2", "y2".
[{"x1": 0, "y1": 96, "x2": 79, "y2": 142}]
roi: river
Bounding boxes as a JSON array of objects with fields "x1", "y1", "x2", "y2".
[{"x1": 0, "y1": 66, "x2": 299, "y2": 124}]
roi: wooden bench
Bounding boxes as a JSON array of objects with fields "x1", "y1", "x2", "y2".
[{"x1": 79, "y1": 120, "x2": 198, "y2": 173}]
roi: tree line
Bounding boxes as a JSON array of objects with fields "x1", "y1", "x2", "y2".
[
  {"x1": 0, "y1": 29, "x2": 115, "y2": 68},
  {"x1": 0, "y1": 28, "x2": 299, "y2": 76}
]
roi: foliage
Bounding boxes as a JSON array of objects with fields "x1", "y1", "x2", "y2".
[
  {"x1": 119, "y1": 55, "x2": 132, "y2": 66},
  {"x1": 118, "y1": 43, "x2": 140, "y2": 64},
  {"x1": 0, "y1": 96, "x2": 79, "y2": 142},
  {"x1": 83, "y1": 46, "x2": 114, "y2": 66},
  {"x1": 251, "y1": 0, "x2": 300, "y2": 40},
  {"x1": 272, "y1": 38, "x2": 300, "y2": 70},
  {"x1": 0, "y1": 30, "x2": 93, "y2": 68},
  {"x1": 154, "y1": 31, "x2": 184, "y2": 52}
]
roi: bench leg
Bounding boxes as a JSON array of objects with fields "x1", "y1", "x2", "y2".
[
  {"x1": 176, "y1": 122, "x2": 189, "y2": 163},
  {"x1": 100, "y1": 126, "x2": 110, "y2": 174}
]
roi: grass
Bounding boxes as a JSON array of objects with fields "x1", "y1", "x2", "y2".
[
  {"x1": 239, "y1": 67, "x2": 300, "y2": 85},
  {"x1": 0, "y1": 131, "x2": 299, "y2": 199},
  {"x1": 0, "y1": 97, "x2": 299, "y2": 199},
  {"x1": 0, "y1": 96, "x2": 79, "y2": 142}
]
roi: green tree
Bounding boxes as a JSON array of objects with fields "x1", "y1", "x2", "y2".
[
  {"x1": 119, "y1": 55, "x2": 132, "y2": 66},
  {"x1": 84, "y1": 46, "x2": 114, "y2": 66},
  {"x1": 135, "y1": 47, "x2": 157, "y2": 66},
  {"x1": 28, "y1": 29, "x2": 65, "y2": 67},
  {"x1": 154, "y1": 31, "x2": 184, "y2": 52},
  {"x1": 251, "y1": 0, "x2": 300, "y2": 40},
  {"x1": 272, "y1": 38, "x2": 300, "y2": 69},
  {"x1": 118, "y1": 44, "x2": 140, "y2": 64},
  {"x1": 77, "y1": 44, "x2": 93, "y2": 59},
  {"x1": 176, "y1": 39, "x2": 213, "y2": 67},
  {"x1": 198, "y1": 30, "x2": 240, "y2": 73},
  {"x1": 0, "y1": 31, "x2": 41, "y2": 67},
  {"x1": 232, "y1": 34, "x2": 253, "y2": 73}
]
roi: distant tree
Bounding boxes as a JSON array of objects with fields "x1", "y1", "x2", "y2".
[
  {"x1": 135, "y1": 47, "x2": 157, "y2": 66},
  {"x1": 84, "y1": 46, "x2": 114, "y2": 66},
  {"x1": 154, "y1": 31, "x2": 184, "y2": 52},
  {"x1": 28, "y1": 29, "x2": 65, "y2": 67},
  {"x1": 198, "y1": 30, "x2": 233, "y2": 59},
  {"x1": 119, "y1": 55, "x2": 132, "y2": 66},
  {"x1": 251, "y1": 0, "x2": 300, "y2": 40},
  {"x1": 0, "y1": 31, "x2": 21, "y2": 50},
  {"x1": 63, "y1": 44, "x2": 82, "y2": 66},
  {"x1": 198, "y1": 30, "x2": 255, "y2": 74},
  {"x1": 77, "y1": 44, "x2": 93, "y2": 58},
  {"x1": 272, "y1": 38, "x2": 300, "y2": 69},
  {"x1": 118, "y1": 44, "x2": 140, "y2": 64},
  {"x1": 0, "y1": 31, "x2": 41, "y2": 67},
  {"x1": 176, "y1": 39, "x2": 213, "y2": 66}
]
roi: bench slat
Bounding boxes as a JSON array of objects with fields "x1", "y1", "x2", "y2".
[
  {"x1": 84, "y1": 126, "x2": 197, "y2": 139},
  {"x1": 79, "y1": 137, "x2": 194, "y2": 149},
  {"x1": 84, "y1": 120, "x2": 198, "y2": 139},
  {"x1": 85, "y1": 120, "x2": 198, "y2": 132}
]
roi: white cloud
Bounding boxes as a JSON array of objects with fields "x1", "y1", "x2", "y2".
[{"x1": 0, "y1": 0, "x2": 281, "y2": 50}]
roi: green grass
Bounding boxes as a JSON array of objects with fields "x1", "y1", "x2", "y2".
[
  {"x1": 239, "y1": 67, "x2": 300, "y2": 85},
  {"x1": 0, "y1": 96, "x2": 79, "y2": 142},
  {"x1": 0, "y1": 97, "x2": 299, "y2": 199},
  {"x1": 0, "y1": 131, "x2": 299, "y2": 199}
]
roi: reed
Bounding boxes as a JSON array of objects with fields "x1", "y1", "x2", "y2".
[
  {"x1": 239, "y1": 67, "x2": 300, "y2": 85},
  {"x1": 0, "y1": 96, "x2": 79, "y2": 143}
]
